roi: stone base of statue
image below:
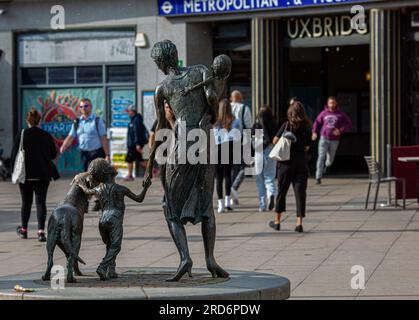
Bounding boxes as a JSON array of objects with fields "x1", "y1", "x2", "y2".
[{"x1": 0, "y1": 268, "x2": 290, "y2": 300}]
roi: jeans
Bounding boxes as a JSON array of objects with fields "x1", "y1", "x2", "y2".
[
  {"x1": 18, "y1": 180, "x2": 50, "y2": 230},
  {"x1": 256, "y1": 146, "x2": 277, "y2": 208},
  {"x1": 231, "y1": 163, "x2": 245, "y2": 191},
  {"x1": 315, "y1": 137, "x2": 340, "y2": 180}
]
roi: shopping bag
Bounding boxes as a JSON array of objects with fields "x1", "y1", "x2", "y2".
[
  {"x1": 12, "y1": 130, "x2": 26, "y2": 184},
  {"x1": 269, "y1": 122, "x2": 292, "y2": 161}
]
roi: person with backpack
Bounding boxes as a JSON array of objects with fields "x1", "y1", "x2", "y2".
[
  {"x1": 60, "y1": 98, "x2": 109, "y2": 211},
  {"x1": 123, "y1": 104, "x2": 149, "y2": 181},
  {"x1": 60, "y1": 98, "x2": 109, "y2": 170}
]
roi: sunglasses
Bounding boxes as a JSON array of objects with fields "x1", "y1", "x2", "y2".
[{"x1": 80, "y1": 104, "x2": 90, "y2": 109}]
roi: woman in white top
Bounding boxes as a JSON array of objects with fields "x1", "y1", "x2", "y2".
[{"x1": 213, "y1": 99, "x2": 241, "y2": 213}]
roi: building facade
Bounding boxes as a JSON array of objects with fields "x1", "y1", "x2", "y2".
[{"x1": 0, "y1": 0, "x2": 418, "y2": 173}]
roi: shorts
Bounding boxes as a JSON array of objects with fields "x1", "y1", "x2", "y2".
[{"x1": 126, "y1": 147, "x2": 143, "y2": 163}]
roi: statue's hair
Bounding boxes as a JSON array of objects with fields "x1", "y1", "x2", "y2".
[
  {"x1": 212, "y1": 54, "x2": 232, "y2": 80},
  {"x1": 88, "y1": 158, "x2": 116, "y2": 183},
  {"x1": 151, "y1": 40, "x2": 179, "y2": 69}
]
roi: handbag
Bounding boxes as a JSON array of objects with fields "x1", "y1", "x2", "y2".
[
  {"x1": 51, "y1": 161, "x2": 60, "y2": 181},
  {"x1": 12, "y1": 130, "x2": 26, "y2": 184},
  {"x1": 269, "y1": 122, "x2": 292, "y2": 161}
]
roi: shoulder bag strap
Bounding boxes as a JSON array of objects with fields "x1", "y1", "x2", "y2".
[
  {"x1": 95, "y1": 117, "x2": 101, "y2": 137},
  {"x1": 19, "y1": 129, "x2": 25, "y2": 151}
]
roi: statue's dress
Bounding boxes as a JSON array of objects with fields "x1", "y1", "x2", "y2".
[{"x1": 160, "y1": 65, "x2": 215, "y2": 225}]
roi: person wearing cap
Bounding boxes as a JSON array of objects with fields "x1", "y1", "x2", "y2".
[{"x1": 124, "y1": 104, "x2": 149, "y2": 181}]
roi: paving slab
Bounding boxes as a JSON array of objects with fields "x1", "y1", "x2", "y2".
[{"x1": 0, "y1": 176, "x2": 418, "y2": 299}]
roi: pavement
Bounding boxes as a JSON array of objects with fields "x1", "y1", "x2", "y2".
[{"x1": 0, "y1": 175, "x2": 418, "y2": 300}]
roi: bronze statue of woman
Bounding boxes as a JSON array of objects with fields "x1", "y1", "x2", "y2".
[{"x1": 145, "y1": 40, "x2": 229, "y2": 281}]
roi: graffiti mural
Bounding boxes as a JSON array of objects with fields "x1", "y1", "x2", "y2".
[{"x1": 21, "y1": 88, "x2": 105, "y2": 173}]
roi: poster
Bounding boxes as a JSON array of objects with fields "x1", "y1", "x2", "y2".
[
  {"x1": 108, "y1": 127, "x2": 130, "y2": 178},
  {"x1": 21, "y1": 88, "x2": 105, "y2": 173},
  {"x1": 142, "y1": 91, "x2": 156, "y2": 132},
  {"x1": 110, "y1": 89, "x2": 135, "y2": 128}
]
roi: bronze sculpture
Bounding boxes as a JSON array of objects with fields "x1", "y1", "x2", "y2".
[
  {"x1": 77, "y1": 159, "x2": 151, "y2": 280},
  {"x1": 146, "y1": 40, "x2": 230, "y2": 281},
  {"x1": 42, "y1": 172, "x2": 93, "y2": 283}
]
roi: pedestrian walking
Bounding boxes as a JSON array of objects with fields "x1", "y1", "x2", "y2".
[
  {"x1": 229, "y1": 90, "x2": 252, "y2": 205},
  {"x1": 213, "y1": 99, "x2": 241, "y2": 213},
  {"x1": 312, "y1": 96, "x2": 352, "y2": 184},
  {"x1": 11, "y1": 108, "x2": 58, "y2": 241},
  {"x1": 60, "y1": 98, "x2": 110, "y2": 169},
  {"x1": 60, "y1": 98, "x2": 109, "y2": 211},
  {"x1": 252, "y1": 105, "x2": 278, "y2": 212},
  {"x1": 124, "y1": 104, "x2": 149, "y2": 181},
  {"x1": 270, "y1": 101, "x2": 312, "y2": 233}
]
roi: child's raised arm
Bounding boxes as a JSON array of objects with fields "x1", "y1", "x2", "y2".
[{"x1": 122, "y1": 179, "x2": 152, "y2": 203}]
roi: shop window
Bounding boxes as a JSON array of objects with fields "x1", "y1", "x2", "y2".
[
  {"x1": 106, "y1": 65, "x2": 135, "y2": 83},
  {"x1": 21, "y1": 68, "x2": 46, "y2": 85},
  {"x1": 48, "y1": 67, "x2": 74, "y2": 84},
  {"x1": 76, "y1": 66, "x2": 103, "y2": 84}
]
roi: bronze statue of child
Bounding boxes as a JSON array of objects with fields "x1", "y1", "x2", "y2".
[
  {"x1": 180, "y1": 54, "x2": 232, "y2": 97},
  {"x1": 77, "y1": 158, "x2": 151, "y2": 280}
]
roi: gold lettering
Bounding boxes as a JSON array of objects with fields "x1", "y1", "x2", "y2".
[
  {"x1": 324, "y1": 17, "x2": 334, "y2": 37},
  {"x1": 313, "y1": 17, "x2": 322, "y2": 38},
  {"x1": 287, "y1": 18, "x2": 299, "y2": 39},
  {"x1": 300, "y1": 18, "x2": 311, "y2": 38},
  {"x1": 341, "y1": 16, "x2": 352, "y2": 36}
]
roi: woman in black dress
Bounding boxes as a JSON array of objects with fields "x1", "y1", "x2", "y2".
[
  {"x1": 270, "y1": 101, "x2": 312, "y2": 233},
  {"x1": 11, "y1": 108, "x2": 57, "y2": 241}
]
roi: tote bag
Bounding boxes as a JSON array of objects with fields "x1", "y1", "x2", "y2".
[
  {"x1": 12, "y1": 130, "x2": 26, "y2": 184},
  {"x1": 269, "y1": 123, "x2": 292, "y2": 161}
]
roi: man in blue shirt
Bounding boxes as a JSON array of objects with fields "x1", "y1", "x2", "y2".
[{"x1": 60, "y1": 98, "x2": 110, "y2": 171}]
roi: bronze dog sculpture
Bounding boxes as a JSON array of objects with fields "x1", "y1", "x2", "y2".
[{"x1": 42, "y1": 172, "x2": 94, "y2": 283}]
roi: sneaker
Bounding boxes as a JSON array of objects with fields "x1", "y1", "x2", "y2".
[
  {"x1": 230, "y1": 188, "x2": 239, "y2": 205},
  {"x1": 259, "y1": 207, "x2": 267, "y2": 212},
  {"x1": 16, "y1": 226, "x2": 27, "y2": 239},
  {"x1": 123, "y1": 175, "x2": 135, "y2": 182},
  {"x1": 217, "y1": 199, "x2": 225, "y2": 213},
  {"x1": 316, "y1": 179, "x2": 321, "y2": 185},
  {"x1": 268, "y1": 195, "x2": 275, "y2": 211},
  {"x1": 38, "y1": 230, "x2": 46, "y2": 242},
  {"x1": 225, "y1": 196, "x2": 233, "y2": 211}
]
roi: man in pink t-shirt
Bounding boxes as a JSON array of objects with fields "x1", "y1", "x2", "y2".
[{"x1": 312, "y1": 96, "x2": 352, "y2": 184}]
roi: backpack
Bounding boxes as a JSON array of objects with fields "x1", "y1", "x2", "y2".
[{"x1": 137, "y1": 120, "x2": 149, "y2": 146}]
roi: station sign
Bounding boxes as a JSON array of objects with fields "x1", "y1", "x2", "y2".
[{"x1": 158, "y1": 0, "x2": 373, "y2": 16}]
